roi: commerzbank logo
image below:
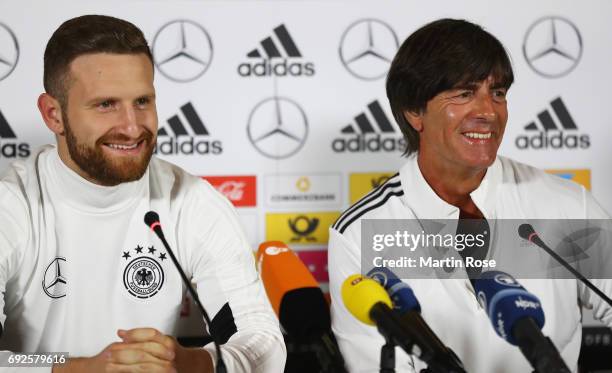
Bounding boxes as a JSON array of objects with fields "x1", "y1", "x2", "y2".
[
  {"x1": 238, "y1": 24, "x2": 315, "y2": 77},
  {"x1": 266, "y1": 212, "x2": 340, "y2": 245},
  {"x1": 264, "y1": 174, "x2": 341, "y2": 207},
  {"x1": 152, "y1": 19, "x2": 214, "y2": 82},
  {"x1": 515, "y1": 97, "x2": 589, "y2": 150},
  {"x1": 523, "y1": 16, "x2": 582, "y2": 78},
  {"x1": 0, "y1": 22, "x2": 19, "y2": 81},
  {"x1": 0, "y1": 110, "x2": 30, "y2": 158},
  {"x1": 156, "y1": 102, "x2": 222, "y2": 155},
  {"x1": 332, "y1": 100, "x2": 404, "y2": 153}
]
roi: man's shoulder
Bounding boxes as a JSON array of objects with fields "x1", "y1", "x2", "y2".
[
  {"x1": 147, "y1": 156, "x2": 229, "y2": 207},
  {"x1": 496, "y1": 155, "x2": 591, "y2": 217},
  {"x1": 332, "y1": 173, "x2": 407, "y2": 237},
  {"x1": 0, "y1": 146, "x2": 49, "y2": 205},
  {"x1": 497, "y1": 155, "x2": 584, "y2": 195}
]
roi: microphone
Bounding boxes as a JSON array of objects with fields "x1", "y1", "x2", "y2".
[
  {"x1": 257, "y1": 241, "x2": 347, "y2": 373},
  {"x1": 473, "y1": 270, "x2": 570, "y2": 373},
  {"x1": 518, "y1": 223, "x2": 612, "y2": 307},
  {"x1": 368, "y1": 268, "x2": 465, "y2": 373},
  {"x1": 341, "y1": 274, "x2": 429, "y2": 359},
  {"x1": 144, "y1": 211, "x2": 227, "y2": 373}
]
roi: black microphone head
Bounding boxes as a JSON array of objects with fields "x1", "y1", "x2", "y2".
[
  {"x1": 144, "y1": 211, "x2": 160, "y2": 228},
  {"x1": 279, "y1": 287, "x2": 331, "y2": 340},
  {"x1": 518, "y1": 223, "x2": 536, "y2": 241}
]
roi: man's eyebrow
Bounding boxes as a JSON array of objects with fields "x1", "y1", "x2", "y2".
[
  {"x1": 84, "y1": 93, "x2": 156, "y2": 106},
  {"x1": 136, "y1": 93, "x2": 156, "y2": 100},
  {"x1": 85, "y1": 96, "x2": 119, "y2": 106}
]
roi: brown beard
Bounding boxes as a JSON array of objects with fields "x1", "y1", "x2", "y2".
[{"x1": 63, "y1": 117, "x2": 155, "y2": 186}]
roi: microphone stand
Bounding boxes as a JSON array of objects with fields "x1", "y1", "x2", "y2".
[
  {"x1": 145, "y1": 212, "x2": 227, "y2": 373},
  {"x1": 380, "y1": 338, "x2": 396, "y2": 373}
]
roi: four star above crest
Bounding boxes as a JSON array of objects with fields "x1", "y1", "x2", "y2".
[{"x1": 122, "y1": 245, "x2": 166, "y2": 260}]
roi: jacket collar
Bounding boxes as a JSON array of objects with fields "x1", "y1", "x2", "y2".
[{"x1": 398, "y1": 155, "x2": 502, "y2": 220}]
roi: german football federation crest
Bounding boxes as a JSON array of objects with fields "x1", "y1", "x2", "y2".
[{"x1": 122, "y1": 245, "x2": 167, "y2": 299}]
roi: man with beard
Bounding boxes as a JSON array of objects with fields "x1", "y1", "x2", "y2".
[
  {"x1": 328, "y1": 19, "x2": 611, "y2": 372},
  {"x1": 0, "y1": 15, "x2": 285, "y2": 373}
]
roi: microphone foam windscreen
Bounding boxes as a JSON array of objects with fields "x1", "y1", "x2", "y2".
[
  {"x1": 518, "y1": 223, "x2": 536, "y2": 241},
  {"x1": 144, "y1": 211, "x2": 160, "y2": 227},
  {"x1": 368, "y1": 267, "x2": 421, "y2": 314},
  {"x1": 473, "y1": 271, "x2": 545, "y2": 345},
  {"x1": 341, "y1": 274, "x2": 392, "y2": 326},
  {"x1": 279, "y1": 287, "x2": 331, "y2": 339},
  {"x1": 257, "y1": 241, "x2": 319, "y2": 316}
]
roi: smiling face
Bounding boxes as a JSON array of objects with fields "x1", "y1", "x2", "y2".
[
  {"x1": 59, "y1": 53, "x2": 157, "y2": 186},
  {"x1": 406, "y1": 76, "x2": 509, "y2": 173}
]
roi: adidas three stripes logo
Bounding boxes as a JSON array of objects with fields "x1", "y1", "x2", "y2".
[
  {"x1": 247, "y1": 24, "x2": 302, "y2": 59},
  {"x1": 159, "y1": 102, "x2": 209, "y2": 137},
  {"x1": 0, "y1": 110, "x2": 16, "y2": 139},
  {"x1": 524, "y1": 97, "x2": 577, "y2": 131},
  {"x1": 341, "y1": 100, "x2": 397, "y2": 135}
]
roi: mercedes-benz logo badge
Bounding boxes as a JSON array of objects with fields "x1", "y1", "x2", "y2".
[
  {"x1": 339, "y1": 18, "x2": 399, "y2": 81},
  {"x1": 0, "y1": 22, "x2": 19, "y2": 82},
  {"x1": 523, "y1": 16, "x2": 582, "y2": 78},
  {"x1": 247, "y1": 96, "x2": 308, "y2": 159},
  {"x1": 152, "y1": 19, "x2": 213, "y2": 83},
  {"x1": 43, "y1": 257, "x2": 67, "y2": 299}
]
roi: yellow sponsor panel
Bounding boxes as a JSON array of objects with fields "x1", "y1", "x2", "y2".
[
  {"x1": 266, "y1": 212, "x2": 340, "y2": 245},
  {"x1": 545, "y1": 169, "x2": 591, "y2": 190},
  {"x1": 349, "y1": 172, "x2": 395, "y2": 204}
]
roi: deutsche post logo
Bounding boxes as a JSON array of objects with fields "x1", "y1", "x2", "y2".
[
  {"x1": 266, "y1": 212, "x2": 340, "y2": 245},
  {"x1": 288, "y1": 215, "x2": 319, "y2": 242}
]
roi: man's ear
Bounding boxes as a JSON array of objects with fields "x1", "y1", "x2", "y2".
[
  {"x1": 37, "y1": 93, "x2": 65, "y2": 136},
  {"x1": 403, "y1": 110, "x2": 424, "y2": 132}
]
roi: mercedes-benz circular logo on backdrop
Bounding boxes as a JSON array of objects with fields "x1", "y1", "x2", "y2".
[
  {"x1": 523, "y1": 16, "x2": 582, "y2": 78},
  {"x1": 152, "y1": 19, "x2": 213, "y2": 82},
  {"x1": 247, "y1": 96, "x2": 308, "y2": 159},
  {"x1": 339, "y1": 19, "x2": 399, "y2": 81},
  {"x1": 0, "y1": 22, "x2": 19, "y2": 82},
  {"x1": 43, "y1": 257, "x2": 67, "y2": 299}
]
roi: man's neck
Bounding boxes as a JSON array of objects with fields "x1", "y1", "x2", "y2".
[{"x1": 417, "y1": 151, "x2": 487, "y2": 215}]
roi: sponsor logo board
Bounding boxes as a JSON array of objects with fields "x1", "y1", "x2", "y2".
[
  {"x1": 202, "y1": 175, "x2": 257, "y2": 207},
  {"x1": 349, "y1": 172, "x2": 395, "y2": 204},
  {"x1": 266, "y1": 212, "x2": 340, "y2": 245},
  {"x1": 264, "y1": 173, "x2": 341, "y2": 207}
]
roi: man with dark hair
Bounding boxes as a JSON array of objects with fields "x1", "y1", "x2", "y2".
[
  {"x1": 0, "y1": 15, "x2": 285, "y2": 372},
  {"x1": 328, "y1": 18, "x2": 611, "y2": 372}
]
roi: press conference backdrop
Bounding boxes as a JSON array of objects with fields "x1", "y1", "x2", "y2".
[{"x1": 0, "y1": 0, "x2": 610, "y2": 346}]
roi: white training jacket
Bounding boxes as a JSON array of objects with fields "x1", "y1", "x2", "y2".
[
  {"x1": 0, "y1": 145, "x2": 286, "y2": 372},
  {"x1": 329, "y1": 155, "x2": 612, "y2": 373}
]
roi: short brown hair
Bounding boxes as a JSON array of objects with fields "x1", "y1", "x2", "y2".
[
  {"x1": 43, "y1": 15, "x2": 153, "y2": 108},
  {"x1": 386, "y1": 18, "x2": 514, "y2": 156}
]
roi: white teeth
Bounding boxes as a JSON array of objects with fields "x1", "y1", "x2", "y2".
[
  {"x1": 464, "y1": 132, "x2": 492, "y2": 139},
  {"x1": 107, "y1": 143, "x2": 138, "y2": 150}
]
